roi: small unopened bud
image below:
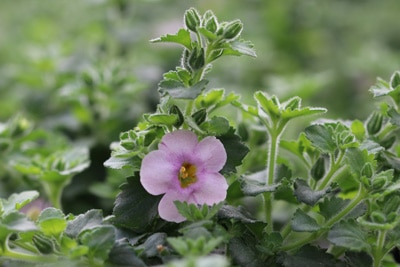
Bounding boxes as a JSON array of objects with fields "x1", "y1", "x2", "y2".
[
  {"x1": 372, "y1": 176, "x2": 386, "y2": 190},
  {"x1": 371, "y1": 211, "x2": 386, "y2": 224},
  {"x1": 284, "y1": 97, "x2": 301, "y2": 111},
  {"x1": 188, "y1": 47, "x2": 205, "y2": 71},
  {"x1": 361, "y1": 163, "x2": 374, "y2": 178},
  {"x1": 390, "y1": 71, "x2": 400, "y2": 89},
  {"x1": 184, "y1": 8, "x2": 201, "y2": 32},
  {"x1": 169, "y1": 105, "x2": 184, "y2": 128},
  {"x1": 310, "y1": 157, "x2": 325, "y2": 181},
  {"x1": 192, "y1": 108, "x2": 207, "y2": 125},
  {"x1": 366, "y1": 111, "x2": 383, "y2": 135},
  {"x1": 222, "y1": 20, "x2": 243, "y2": 40},
  {"x1": 380, "y1": 135, "x2": 396, "y2": 149},
  {"x1": 205, "y1": 16, "x2": 218, "y2": 33}
]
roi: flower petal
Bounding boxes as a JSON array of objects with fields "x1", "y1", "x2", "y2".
[
  {"x1": 158, "y1": 190, "x2": 190, "y2": 223},
  {"x1": 192, "y1": 172, "x2": 228, "y2": 205},
  {"x1": 158, "y1": 130, "x2": 198, "y2": 157},
  {"x1": 195, "y1": 136, "x2": 227, "y2": 172},
  {"x1": 140, "y1": 150, "x2": 179, "y2": 195}
]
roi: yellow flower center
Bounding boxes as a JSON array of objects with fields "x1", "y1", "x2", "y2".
[{"x1": 179, "y1": 163, "x2": 197, "y2": 188}]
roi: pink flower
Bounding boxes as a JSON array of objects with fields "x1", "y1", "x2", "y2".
[{"x1": 140, "y1": 130, "x2": 228, "y2": 223}]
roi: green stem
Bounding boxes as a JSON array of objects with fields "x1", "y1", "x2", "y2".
[
  {"x1": 43, "y1": 181, "x2": 66, "y2": 210},
  {"x1": 373, "y1": 230, "x2": 387, "y2": 267},
  {"x1": 281, "y1": 185, "x2": 366, "y2": 251},
  {"x1": 264, "y1": 122, "x2": 286, "y2": 233},
  {"x1": 315, "y1": 150, "x2": 345, "y2": 191}
]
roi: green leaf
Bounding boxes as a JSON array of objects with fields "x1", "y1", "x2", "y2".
[
  {"x1": 37, "y1": 207, "x2": 67, "y2": 236},
  {"x1": 291, "y1": 209, "x2": 320, "y2": 232},
  {"x1": 240, "y1": 170, "x2": 280, "y2": 196},
  {"x1": 281, "y1": 106, "x2": 327, "y2": 120},
  {"x1": 293, "y1": 179, "x2": 329, "y2": 206},
  {"x1": 305, "y1": 124, "x2": 336, "y2": 153},
  {"x1": 327, "y1": 219, "x2": 370, "y2": 252},
  {"x1": 80, "y1": 225, "x2": 116, "y2": 262},
  {"x1": 140, "y1": 232, "x2": 167, "y2": 258},
  {"x1": 107, "y1": 239, "x2": 146, "y2": 267},
  {"x1": 254, "y1": 91, "x2": 280, "y2": 118},
  {"x1": 387, "y1": 106, "x2": 400, "y2": 126},
  {"x1": 1, "y1": 211, "x2": 37, "y2": 232},
  {"x1": 1, "y1": 190, "x2": 39, "y2": 216},
  {"x1": 195, "y1": 89, "x2": 225, "y2": 108},
  {"x1": 222, "y1": 39, "x2": 257, "y2": 58},
  {"x1": 145, "y1": 114, "x2": 178, "y2": 126},
  {"x1": 278, "y1": 245, "x2": 338, "y2": 267},
  {"x1": 319, "y1": 197, "x2": 366, "y2": 221},
  {"x1": 369, "y1": 77, "x2": 392, "y2": 97},
  {"x1": 228, "y1": 236, "x2": 265, "y2": 267},
  {"x1": 175, "y1": 201, "x2": 223, "y2": 221},
  {"x1": 159, "y1": 79, "x2": 209, "y2": 99},
  {"x1": 112, "y1": 176, "x2": 162, "y2": 233},
  {"x1": 65, "y1": 209, "x2": 103, "y2": 238},
  {"x1": 201, "y1": 116, "x2": 230, "y2": 135},
  {"x1": 217, "y1": 205, "x2": 257, "y2": 224},
  {"x1": 351, "y1": 120, "x2": 365, "y2": 140},
  {"x1": 150, "y1": 29, "x2": 192, "y2": 50},
  {"x1": 344, "y1": 251, "x2": 373, "y2": 267},
  {"x1": 218, "y1": 128, "x2": 249, "y2": 174}
]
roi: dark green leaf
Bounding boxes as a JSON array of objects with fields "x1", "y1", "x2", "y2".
[
  {"x1": 80, "y1": 225, "x2": 116, "y2": 262},
  {"x1": 319, "y1": 197, "x2": 366, "y2": 221},
  {"x1": 291, "y1": 209, "x2": 320, "y2": 232},
  {"x1": 344, "y1": 251, "x2": 373, "y2": 267},
  {"x1": 218, "y1": 128, "x2": 249, "y2": 174},
  {"x1": 141, "y1": 232, "x2": 167, "y2": 258},
  {"x1": 327, "y1": 219, "x2": 370, "y2": 252},
  {"x1": 278, "y1": 245, "x2": 337, "y2": 267},
  {"x1": 293, "y1": 179, "x2": 329, "y2": 206},
  {"x1": 150, "y1": 29, "x2": 192, "y2": 50},
  {"x1": 228, "y1": 236, "x2": 265, "y2": 267},
  {"x1": 217, "y1": 205, "x2": 256, "y2": 224},
  {"x1": 240, "y1": 171, "x2": 280, "y2": 196},
  {"x1": 107, "y1": 239, "x2": 146, "y2": 267},
  {"x1": 113, "y1": 176, "x2": 162, "y2": 233}
]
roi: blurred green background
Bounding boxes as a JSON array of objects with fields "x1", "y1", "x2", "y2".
[{"x1": 1, "y1": 0, "x2": 400, "y2": 213}]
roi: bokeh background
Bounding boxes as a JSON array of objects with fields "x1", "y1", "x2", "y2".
[{"x1": 1, "y1": 0, "x2": 400, "y2": 213}]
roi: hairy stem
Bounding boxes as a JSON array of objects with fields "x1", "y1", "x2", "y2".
[{"x1": 264, "y1": 122, "x2": 286, "y2": 233}]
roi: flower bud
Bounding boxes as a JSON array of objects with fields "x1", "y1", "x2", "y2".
[
  {"x1": 372, "y1": 176, "x2": 386, "y2": 190},
  {"x1": 222, "y1": 20, "x2": 243, "y2": 40},
  {"x1": 361, "y1": 163, "x2": 374, "y2": 178},
  {"x1": 192, "y1": 108, "x2": 207, "y2": 125},
  {"x1": 33, "y1": 234, "x2": 56, "y2": 254},
  {"x1": 310, "y1": 156, "x2": 325, "y2": 181},
  {"x1": 380, "y1": 135, "x2": 396, "y2": 149},
  {"x1": 205, "y1": 16, "x2": 218, "y2": 33},
  {"x1": 169, "y1": 105, "x2": 184, "y2": 128},
  {"x1": 184, "y1": 8, "x2": 201, "y2": 32},
  {"x1": 284, "y1": 97, "x2": 301, "y2": 111},
  {"x1": 188, "y1": 47, "x2": 205, "y2": 71},
  {"x1": 387, "y1": 212, "x2": 397, "y2": 223},
  {"x1": 366, "y1": 111, "x2": 383, "y2": 135},
  {"x1": 181, "y1": 49, "x2": 191, "y2": 71},
  {"x1": 371, "y1": 211, "x2": 386, "y2": 224},
  {"x1": 390, "y1": 71, "x2": 400, "y2": 89}
]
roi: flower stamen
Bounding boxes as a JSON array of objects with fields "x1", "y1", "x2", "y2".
[{"x1": 179, "y1": 163, "x2": 197, "y2": 187}]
